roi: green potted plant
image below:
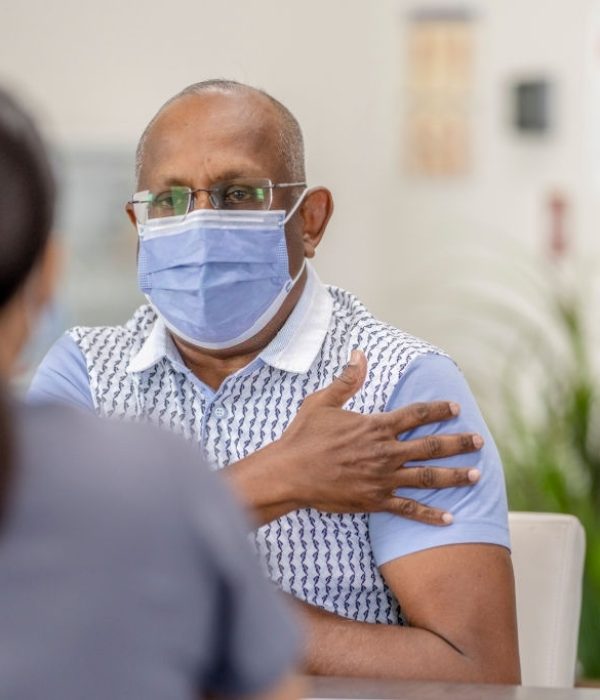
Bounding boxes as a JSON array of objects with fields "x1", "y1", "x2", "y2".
[{"x1": 494, "y1": 282, "x2": 600, "y2": 677}]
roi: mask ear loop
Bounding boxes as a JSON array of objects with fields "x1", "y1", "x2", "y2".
[
  {"x1": 281, "y1": 188, "x2": 310, "y2": 291},
  {"x1": 285, "y1": 256, "x2": 307, "y2": 293},
  {"x1": 283, "y1": 188, "x2": 309, "y2": 225}
]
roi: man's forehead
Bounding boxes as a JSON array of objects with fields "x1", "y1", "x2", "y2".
[
  {"x1": 140, "y1": 91, "x2": 283, "y2": 184},
  {"x1": 161, "y1": 91, "x2": 277, "y2": 133}
]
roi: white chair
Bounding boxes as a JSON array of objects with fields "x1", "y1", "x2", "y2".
[{"x1": 509, "y1": 511, "x2": 585, "y2": 687}]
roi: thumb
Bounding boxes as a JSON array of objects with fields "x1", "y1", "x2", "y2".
[{"x1": 306, "y1": 350, "x2": 367, "y2": 408}]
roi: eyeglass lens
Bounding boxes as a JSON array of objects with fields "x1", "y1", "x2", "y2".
[{"x1": 135, "y1": 179, "x2": 275, "y2": 223}]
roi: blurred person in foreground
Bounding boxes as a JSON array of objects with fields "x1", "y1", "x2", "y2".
[
  {"x1": 30, "y1": 80, "x2": 520, "y2": 683},
  {"x1": 0, "y1": 88, "x2": 303, "y2": 700}
]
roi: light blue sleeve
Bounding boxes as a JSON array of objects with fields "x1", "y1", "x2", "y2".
[
  {"x1": 369, "y1": 353, "x2": 510, "y2": 566},
  {"x1": 27, "y1": 333, "x2": 95, "y2": 413}
]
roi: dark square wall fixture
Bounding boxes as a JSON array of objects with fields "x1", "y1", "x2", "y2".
[{"x1": 513, "y1": 79, "x2": 552, "y2": 133}]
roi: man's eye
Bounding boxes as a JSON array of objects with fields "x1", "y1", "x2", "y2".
[
  {"x1": 155, "y1": 196, "x2": 175, "y2": 208},
  {"x1": 223, "y1": 185, "x2": 254, "y2": 204},
  {"x1": 151, "y1": 189, "x2": 189, "y2": 215}
]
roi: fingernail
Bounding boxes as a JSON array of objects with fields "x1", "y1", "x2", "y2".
[
  {"x1": 468, "y1": 468, "x2": 481, "y2": 482},
  {"x1": 442, "y1": 512, "x2": 454, "y2": 524},
  {"x1": 349, "y1": 349, "x2": 360, "y2": 365},
  {"x1": 472, "y1": 435, "x2": 484, "y2": 449},
  {"x1": 449, "y1": 401, "x2": 460, "y2": 416}
]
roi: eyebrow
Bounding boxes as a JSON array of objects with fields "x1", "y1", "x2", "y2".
[{"x1": 160, "y1": 169, "x2": 267, "y2": 189}]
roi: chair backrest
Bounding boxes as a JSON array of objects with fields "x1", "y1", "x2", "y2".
[{"x1": 509, "y1": 511, "x2": 585, "y2": 688}]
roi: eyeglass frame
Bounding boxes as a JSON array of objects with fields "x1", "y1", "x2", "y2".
[{"x1": 129, "y1": 178, "x2": 307, "y2": 224}]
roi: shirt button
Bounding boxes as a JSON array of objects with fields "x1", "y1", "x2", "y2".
[{"x1": 214, "y1": 406, "x2": 227, "y2": 419}]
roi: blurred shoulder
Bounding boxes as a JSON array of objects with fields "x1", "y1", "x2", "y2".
[{"x1": 14, "y1": 400, "x2": 219, "y2": 519}]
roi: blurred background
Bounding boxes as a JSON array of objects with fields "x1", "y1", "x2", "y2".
[{"x1": 1, "y1": 0, "x2": 599, "y2": 680}]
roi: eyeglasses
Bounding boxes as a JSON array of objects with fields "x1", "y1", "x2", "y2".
[{"x1": 130, "y1": 178, "x2": 306, "y2": 224}]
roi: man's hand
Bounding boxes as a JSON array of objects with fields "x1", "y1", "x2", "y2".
[{"x1": 223, "y1": 350, "x2": 483, "y2": 527}]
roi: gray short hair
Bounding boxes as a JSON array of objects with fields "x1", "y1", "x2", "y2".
[{"x1": 135, "y1": 79, "x2": 306, "y2": 182}]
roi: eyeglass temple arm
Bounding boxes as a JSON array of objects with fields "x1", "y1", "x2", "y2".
[{"x1": 272, "y1": 182, "x2": 307, "y2": 189}]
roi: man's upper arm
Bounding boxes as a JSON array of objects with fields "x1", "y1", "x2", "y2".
[
  {"x1": 27, "y1": 333, "x2": 95, "y2": 412},
  {"x1": 371, "y1": 353, "x2": 519, "y2": 681},
  {"x1": 369, "y1": 352, "x2": 510, "y2": 564},
  {"x1": 380, "y1": 543, "x2": 520, "y2": 682}
]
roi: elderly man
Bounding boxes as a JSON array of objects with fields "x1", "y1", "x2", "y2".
[{"x1": 30, "y1": 80, "x2": 519, "y2": 683}]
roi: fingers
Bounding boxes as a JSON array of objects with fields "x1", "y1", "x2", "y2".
[
  {"x1": 379, "y1": 465, "x2": 480, "y2": 525},
  {"x1": 302, "y1": 349, "x2": 367, "y2": 409},
  {"x1": 395, "y1": 465, "x2": 481, "y2": 489},
  {"x1": 393, "y1": 432, "x2": 484, "y2": 462},
  {"x1": 384, "y1": 400, "x2": 461, "y2": 434},
  {"x1": 381, "y1": 496, "x2": 454, "y2": 526}
]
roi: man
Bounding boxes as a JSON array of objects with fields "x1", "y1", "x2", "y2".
[{"x1": 30, "y1": 80, "x2": 520, "y2": 682}]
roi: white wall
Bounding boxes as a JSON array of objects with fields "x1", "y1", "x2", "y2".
[{"x1": 1, "y1": 0, "x2": 599, "y2": 412}]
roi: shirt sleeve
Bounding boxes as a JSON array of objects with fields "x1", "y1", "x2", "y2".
[
  {"x1": 27, "y1": 334, "x2": 94, "y2": 412},
  {"x1": 369, "y1": 352, "x2": 510, "y2": 566},
  {"x1": 181, "y1": 453, "x2": 301, "y2": 697}
]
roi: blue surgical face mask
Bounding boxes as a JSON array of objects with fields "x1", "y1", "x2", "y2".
[{"x1": 136, "y1": 194, "x2": 306, "y2": 350}]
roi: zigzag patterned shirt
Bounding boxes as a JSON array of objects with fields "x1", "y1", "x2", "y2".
[{"x1": 29, "y1": 264, "x2": 510, "y2": 624}]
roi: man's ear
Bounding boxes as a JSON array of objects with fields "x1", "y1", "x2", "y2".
[
  {"x1": 125, "y1": 203, "x2": 141, "y2": 259},
  {"x1": 300, "y1": 187, "x2": 334, "y2": 258},
  {"x1": 125, "y1": 202, "x2": 137, "y2": 228}
]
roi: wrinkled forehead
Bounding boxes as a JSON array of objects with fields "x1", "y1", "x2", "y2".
[{"x1": 138, "y1": 92, "x2": 286, "y2": 188}]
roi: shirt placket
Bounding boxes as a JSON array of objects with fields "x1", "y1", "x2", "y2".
[{"x1": 200, "y1": 359, "x2": 265, "y2": 466}]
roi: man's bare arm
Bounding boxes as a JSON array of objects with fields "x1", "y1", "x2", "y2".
[
  {"x1": 223, "y1": 351, "x2": 483, "y2": 527},
  {"x1": 297, "y1": 544, "x2": 520, "y2": 684}
]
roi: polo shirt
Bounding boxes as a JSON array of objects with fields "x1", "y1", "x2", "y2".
[{"x1": 29, "y1": 263, "x2": 510, "y2": 624}]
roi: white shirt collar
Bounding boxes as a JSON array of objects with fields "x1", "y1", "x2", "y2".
[
  {"x1": 126, "y1": 314, "x2": 182, "y2": 374},
  {"x1": 258, "y1": 263, "x2": 332, "y2": 373},
  {"x1": 127, "y1": 262, "x2": 333, "y2": 376}
]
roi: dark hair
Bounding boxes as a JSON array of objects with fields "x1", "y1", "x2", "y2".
[{"x1": 0, "y1": 88, "x2": 55, "y2": 518}]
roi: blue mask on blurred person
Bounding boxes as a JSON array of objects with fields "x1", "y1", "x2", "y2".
[{"x1": 137, "y1": 203, "x2": 306, "y2": 350}]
